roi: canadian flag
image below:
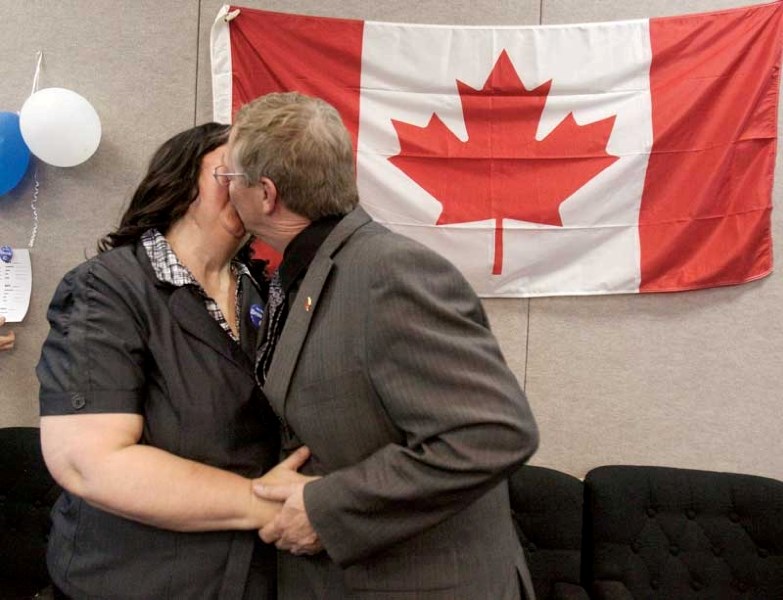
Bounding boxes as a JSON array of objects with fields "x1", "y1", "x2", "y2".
[{"x1": 212, "y1": 1, "x2": 782, "y2": 297}]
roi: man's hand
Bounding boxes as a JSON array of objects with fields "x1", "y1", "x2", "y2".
[
  {"x1": 254, "y1": 481, "x2": 323, "y2": 555},
  {"x1": 255, "y1": 446, "x2": 314, "y2": 487},
  {"x1": 0, "y1": 316, "x2": 14, "y2": 351}
]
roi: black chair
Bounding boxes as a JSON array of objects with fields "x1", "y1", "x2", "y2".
[
  {"x1": 0, "y1": 427, "x2": 61, "y2": 599},
  {"x1": 582, "y1": 465, "x2": 783, "y2": 600},
  {"x1": 509, "y1": 465, "x2": 589, "y2": 600}
]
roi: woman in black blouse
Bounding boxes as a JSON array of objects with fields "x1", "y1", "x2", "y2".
[{"x1": 37, "y1": 123, "x2": 311, "y2": 599}]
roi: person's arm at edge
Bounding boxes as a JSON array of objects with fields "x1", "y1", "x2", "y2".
[
  {"x1": 0, "y1": 316, "x2": 15, "y2": 351},
  {"x1": 41, "y1": 413, "x2": 310, "y2": 532}
]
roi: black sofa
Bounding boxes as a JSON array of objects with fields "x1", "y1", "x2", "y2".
[
  {"x1": 509, "y1": 464, "x2": 783, "y2": 600},
  {"x1": 3, "y1": 426, "x2": 782, "y2": 600},
  {"x1": 510, "y1": 465, "x2": 588, "y2": 600},
  {"x1": 0, "y1": 427, "x2": 61, "y2": 599}
]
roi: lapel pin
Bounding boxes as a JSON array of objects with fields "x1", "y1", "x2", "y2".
[
  {"x1": 305, "y1": 296, "x2": 312, "y2": 312},
  {"x1": 249, "y1": 303, "x2": 264, "y2": 329}
]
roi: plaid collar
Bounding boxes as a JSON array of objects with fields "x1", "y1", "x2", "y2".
[
  {"x1": 141, "y1": 229, "x2": 251, "y2": 342},
  {"x1": 141, "y1": 228, "x2": 251, "y2": 286}
]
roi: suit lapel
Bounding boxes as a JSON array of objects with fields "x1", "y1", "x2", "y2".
[
  {"x1": 168, "y1": 286, "x2": 254, "y2": 376},
  {"x1": 262, "y1": 257, "x2": 333, "y2": 415},
  {"x1": 262, "y1": 207, "x2": 372, "y2": 414}
]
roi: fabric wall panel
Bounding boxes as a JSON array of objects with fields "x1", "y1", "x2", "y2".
[{"x1": 0, "y1": 0, "x2": 199, "y2": 424}]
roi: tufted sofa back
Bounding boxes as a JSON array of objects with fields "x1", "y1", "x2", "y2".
[{"x1": 582, "y1": 465, "x2": 783, "y2": 600}]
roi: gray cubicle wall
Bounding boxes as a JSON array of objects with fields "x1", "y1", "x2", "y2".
[{"x1": 1, "y1": 0, "x2": 780, "y2": 480}]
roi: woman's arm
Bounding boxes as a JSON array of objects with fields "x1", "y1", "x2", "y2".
[{"x1": 41, "y1": 413, "x2": 310, "y2": 532}]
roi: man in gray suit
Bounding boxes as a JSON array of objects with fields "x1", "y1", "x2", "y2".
[{"x1": 223, "y1": 91, "x2": 539, "y2": 599}]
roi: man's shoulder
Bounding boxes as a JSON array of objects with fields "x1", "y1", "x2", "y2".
[
  {"x1": 357, "y1": 218, "x2": 460, "y2": 268},
  {"x1": 348, "y1": 215, "x2": 427, "y2": 252},
  {"x1": 329, "y1": 207, "x2": 469, "y2": 283},
  {"x1": 338, "y1": 221, "x2": 420, "y2": 266}
]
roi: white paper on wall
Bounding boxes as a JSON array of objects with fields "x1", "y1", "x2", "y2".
[{"x1": 0, "y1": 249, "x2": 32, "y2": 322}]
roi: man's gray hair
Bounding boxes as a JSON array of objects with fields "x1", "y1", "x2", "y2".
[{"x1": 231, "y1": 92, "x2": 359, "y2": 220}]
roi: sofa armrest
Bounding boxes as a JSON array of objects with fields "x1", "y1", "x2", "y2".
[
  {"x1": 552, "y1": 582, "x2": 590, "y2": 600},
  {"x1": 591, "y1": 580, "x2": 635, "y2": 600}
]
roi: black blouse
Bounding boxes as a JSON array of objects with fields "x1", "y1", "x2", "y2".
[{"x1": 37, "y1": 242, "x2": 279, "y2": 600}]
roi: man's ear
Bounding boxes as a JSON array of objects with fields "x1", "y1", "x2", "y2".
[{"x1": 259, "y1": 177, "x2": 278, "y2": 214}]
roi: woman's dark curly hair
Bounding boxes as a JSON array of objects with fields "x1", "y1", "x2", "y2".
[{"x1": 98, "y1": 122, "x2": 230, "y2": 252}]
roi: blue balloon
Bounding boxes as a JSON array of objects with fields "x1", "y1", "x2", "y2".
[{"x1": 0, "y1": 112, "x2": 31, "y2": 196}]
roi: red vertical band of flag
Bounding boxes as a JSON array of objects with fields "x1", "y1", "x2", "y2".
[
  {"x1": 227, "y1": 7, "x2": 364, "y2": 146},
  {"x1": 640, "y1": 2, "x2": 783, "y2": 292},
  {"x1": 227, "y1": 7, "x2": 364, "y2": 268}
]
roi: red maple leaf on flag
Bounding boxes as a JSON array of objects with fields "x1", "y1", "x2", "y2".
[{"x1": 389, "y1": 50, "x2": 619, "y2": 275}]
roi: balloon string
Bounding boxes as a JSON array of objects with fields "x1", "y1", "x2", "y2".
[
  {"x1": 30, "y1": 50, "x2": 43, "y2": 97},
  {"x1": 28, "y1": 166, "x2": 40, "y2": 249},
  {"x1": 27, "y1": 51, "x2": 43, "y2": 250}
]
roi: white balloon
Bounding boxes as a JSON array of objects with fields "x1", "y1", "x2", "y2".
[{"x1": 19, "y1": 87, "x2": 101, "y2": 167}]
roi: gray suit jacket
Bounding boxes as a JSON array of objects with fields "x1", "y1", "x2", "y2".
[{"x1": 263, "y1": 207, "x2": 539, "y2": 599}]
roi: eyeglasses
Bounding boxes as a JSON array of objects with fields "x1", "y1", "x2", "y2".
[{"x1": 213, "y1": 165, "x2": 249, "y2": 187}]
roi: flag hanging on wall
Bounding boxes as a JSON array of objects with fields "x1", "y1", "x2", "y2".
[{"x1": 211, "y1": 1, "x2": 782, "y2": 297}]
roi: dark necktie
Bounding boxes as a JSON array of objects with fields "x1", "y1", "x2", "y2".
[{"x1": 257, "y1": 270, "x2": 285, "y2": 385}]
